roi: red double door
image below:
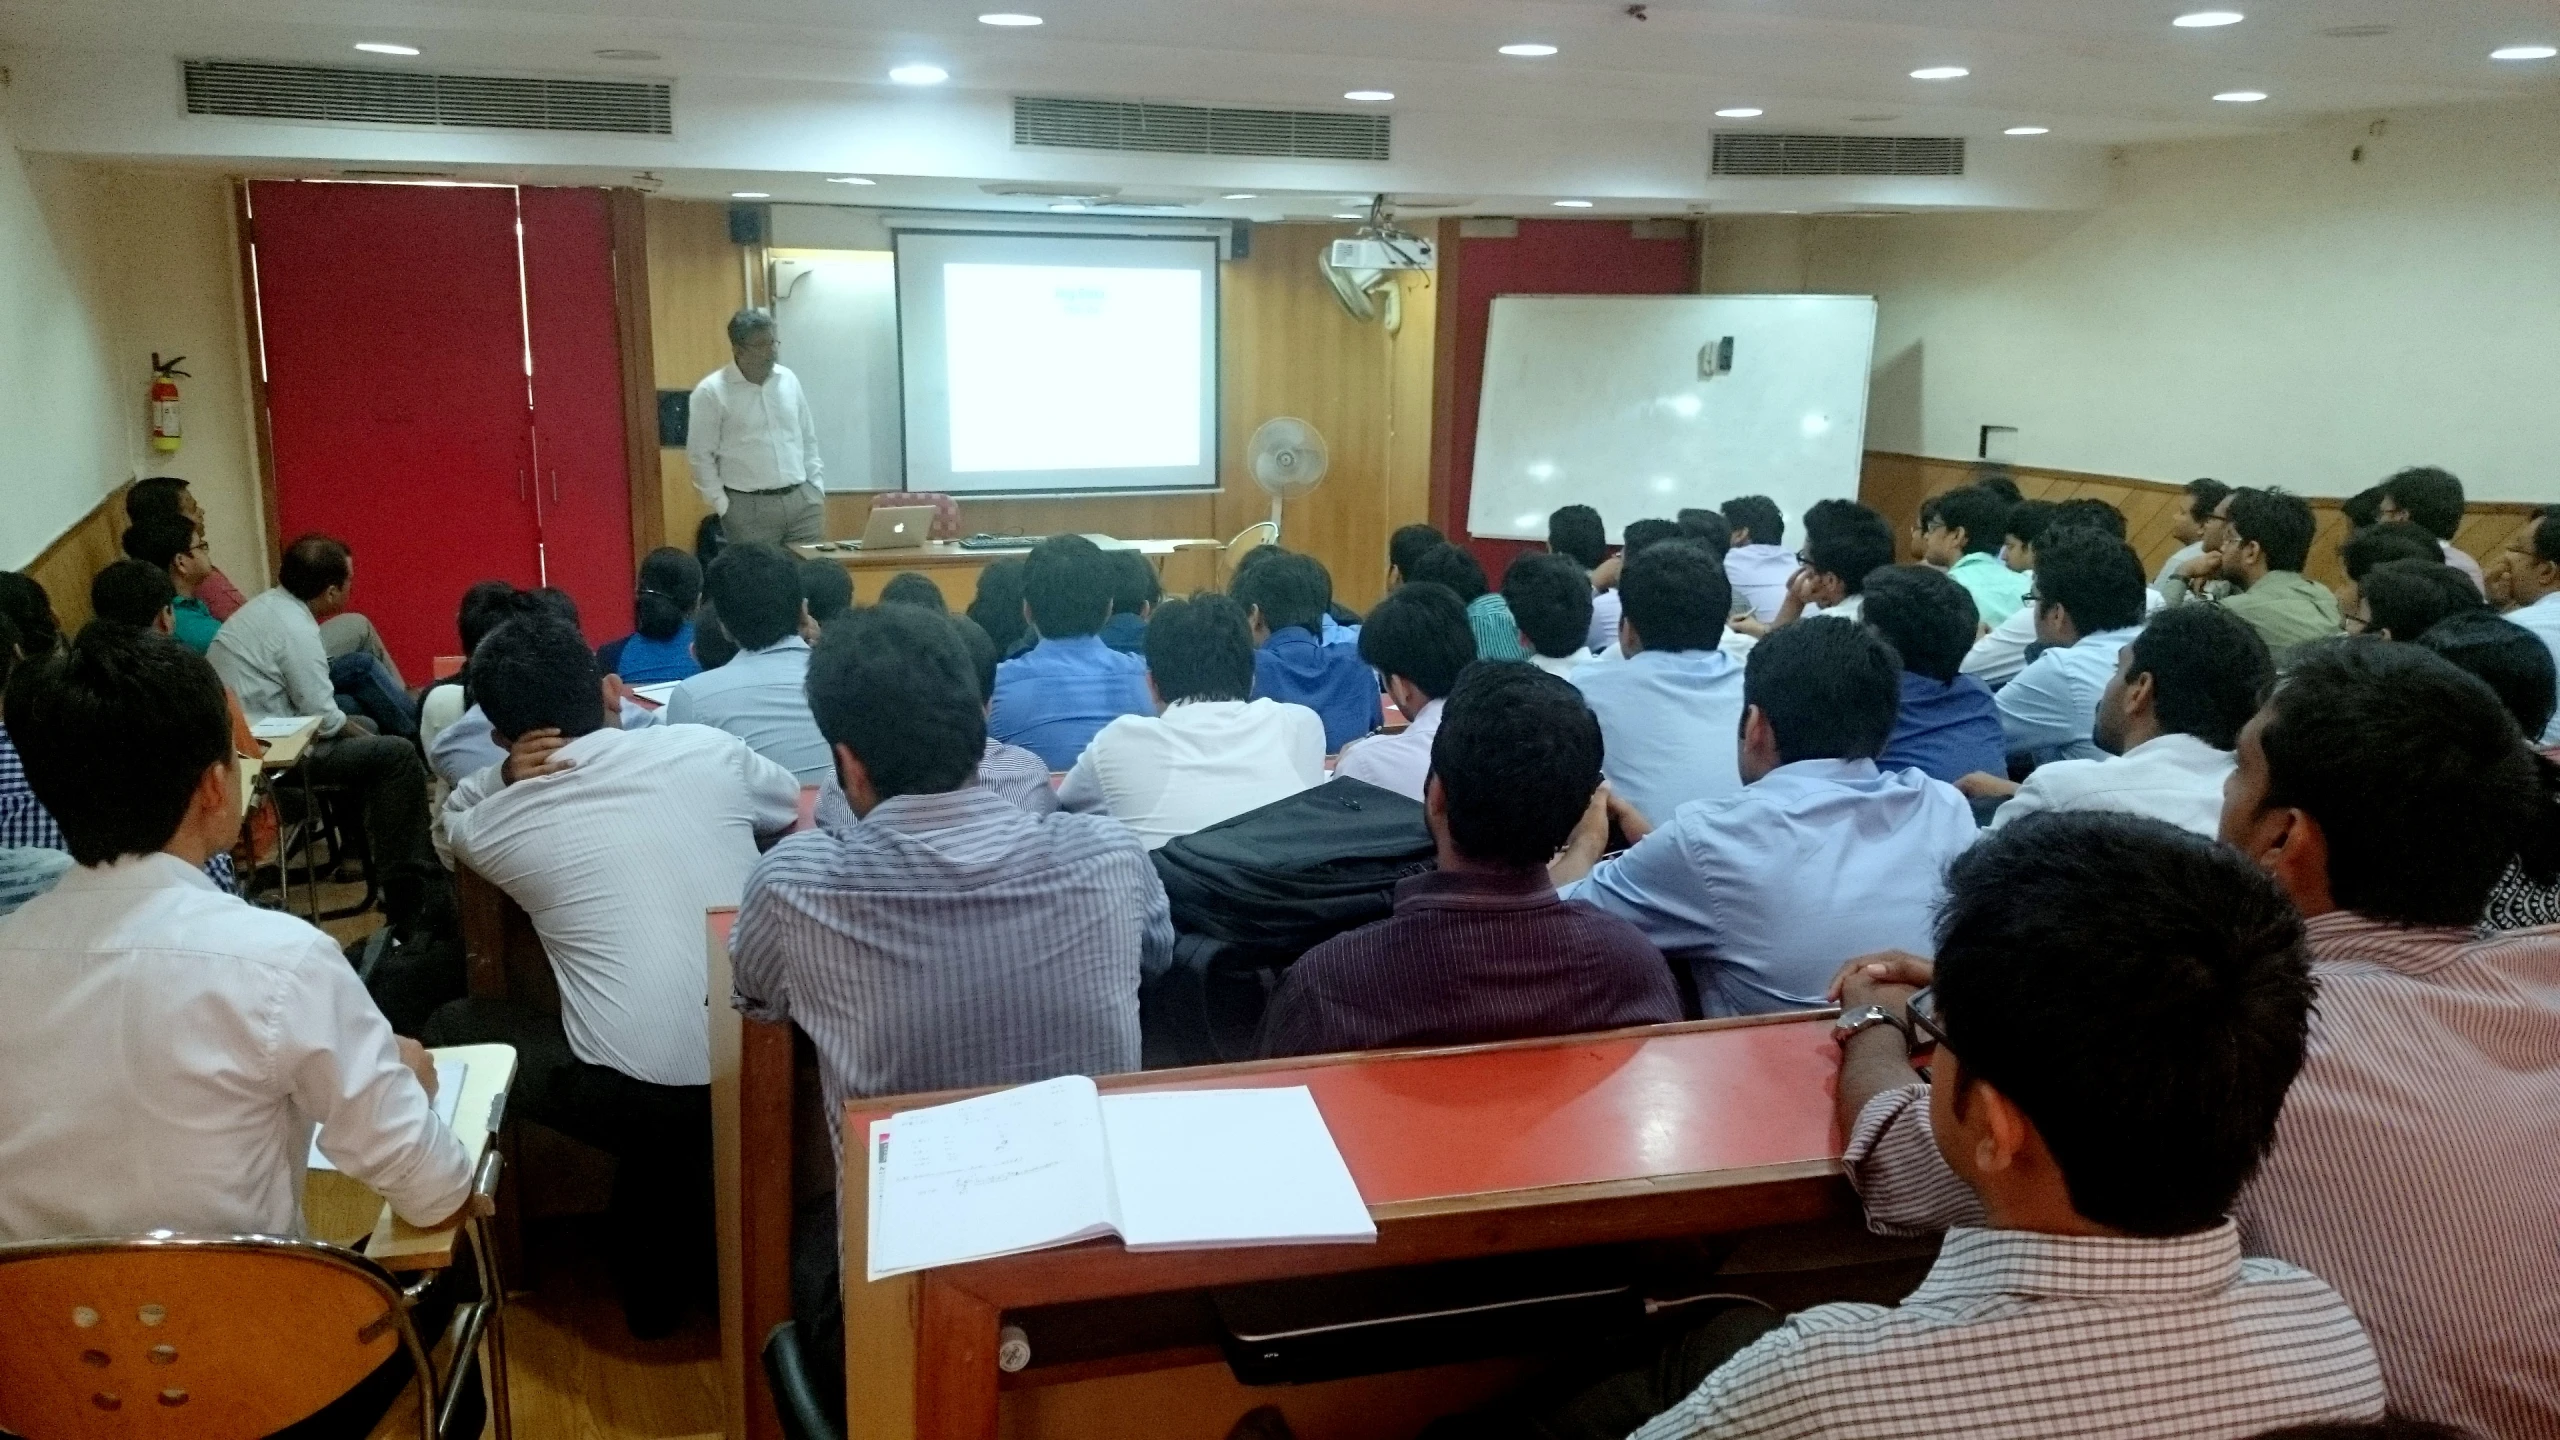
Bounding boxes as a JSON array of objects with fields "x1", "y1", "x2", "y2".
[{"x1": 249, "y1": 181, "x2": 635, "y2": 680}]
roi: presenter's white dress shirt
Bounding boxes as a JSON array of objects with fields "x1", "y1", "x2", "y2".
[
  {"x1": 1989, "y1": 731, "x2": 2236, "y2": 837},
  {"x1": 687, "y1": 362, "x2": 823, "y2": 514},
  {"x1": 1059, "y1": 698, "x2": 1328, "y2": 847}
]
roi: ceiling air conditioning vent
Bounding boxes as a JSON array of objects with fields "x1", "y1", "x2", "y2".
[
  {"x1": 181, "y1": 59, "x2": 673, "y2": 136},
  {"x1": 1712, "y1": 133, "x2": 1964, "y2": 177},
  {"x1": 1013, "y1": 97, "x2": 1389, "y2": 161}
]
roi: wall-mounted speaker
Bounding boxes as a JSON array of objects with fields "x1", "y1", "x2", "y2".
[{"x1": 728, "y1": 203, "x2": 767, "y2": 246}]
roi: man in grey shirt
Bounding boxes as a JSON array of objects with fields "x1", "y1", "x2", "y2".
[{"x1": 688, "y1": 308, "x2": 825, "y2": 548}]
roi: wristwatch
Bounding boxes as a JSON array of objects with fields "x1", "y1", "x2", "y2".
[{"x1": 1832, "y1": 1004, "x2": 1912, "y2": 1049}]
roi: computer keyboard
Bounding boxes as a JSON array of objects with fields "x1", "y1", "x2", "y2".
[{"x1": 958, "y1": 533, "x2": 1045, "y2": 550}]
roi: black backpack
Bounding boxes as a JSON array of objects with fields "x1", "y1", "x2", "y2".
[{"x1": 1143, "y1": 778, "x2": 1436, "y2": 1066}]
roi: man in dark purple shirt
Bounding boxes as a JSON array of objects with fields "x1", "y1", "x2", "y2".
[{"x1": 1259, "y1": 662, "x2": 1680, "y2": 1057}]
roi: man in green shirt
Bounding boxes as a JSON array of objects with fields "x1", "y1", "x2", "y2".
[
  {"x1": 121, "y1": 513, "x2": 221, "y2": 655},
  {"x1": 1921, "y1": 485, "x2": 2031, "y2": 627},
  {"x1": 2214, "y1": 487, "x2": 2343, "y2": 661}
]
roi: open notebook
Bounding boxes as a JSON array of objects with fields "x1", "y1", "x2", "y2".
[
  {"x1": 866, "y1": 1076, "x2": 1375, "y2": 1281},
  {"x1": 308, "y1": 1059, "x2": 466, "y2": 1172}
]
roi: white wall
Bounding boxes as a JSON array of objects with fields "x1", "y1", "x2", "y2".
[
  {"x1": 1711, "y1": 103, "x2": 2560, "y2": 502},
  {"x1": 0, "y1": 116, "x2": 123, "y2": 568}
]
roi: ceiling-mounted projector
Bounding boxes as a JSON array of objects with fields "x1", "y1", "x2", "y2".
[{"x1": 1328, "y1": 234, "x2": 1435, "y2": 272}]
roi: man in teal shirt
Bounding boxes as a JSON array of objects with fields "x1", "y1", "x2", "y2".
[
  {"x1": 1921, "y1": 484, "x2": 2031, "y2": 628},
  {"x1": 122, "y1": 513, "x2": 222, "y2": 655}
]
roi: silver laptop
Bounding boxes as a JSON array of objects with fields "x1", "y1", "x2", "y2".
[{"x1": 851, "y1": 505, "x2": 937, "y2": 551}]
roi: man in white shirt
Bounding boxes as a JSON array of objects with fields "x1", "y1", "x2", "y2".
[
  {"x1": 1502, "y1": 551, "x2": 1595, "y2": 679},
  {"x1": 431, "y1": 613, "x2": 800, "y2": 1337},
  {"x1": 2497, "y1": 511, "x2": 2560, "y2": 746},
  {"x1": 1336, "y1": 581, "x2": 1474, "y2": 801},
  {"x1": 2376, "y1": 465, "x2": 2487, "y2": 595},
  {"x1": 1543, "y1": 504, "x2": 1620, "y2": 653},
  {"x1": 688, "y1": 308, "x2": 825, "y2": 548},
  {"x1": 1768, "y1": 503, "x2": 1895, "y2": 629},
  {"x1": 667, "y1": 543, "x2": 833, "y2": 781},
  {"x1": 1572, "y1": 540, "x2": 1749, "y2": 822},
  {"x1": 2151, "y1": 478, "x2": 2233, "y2": 601},
  {"x1": 1719, "y1": 496, "x2": 1798, "y2": 625},
  {"x1": 1061, "y1": 594, "x2": 1325, "y2": 846},
  {"x1": 1974, "y1": 605, "x2": 2273, "y2": 836},
  {"x1": 1995, "y1": 530, "x2": 2151, "y2": 764}
]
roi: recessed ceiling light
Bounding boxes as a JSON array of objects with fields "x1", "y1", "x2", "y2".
[
  {"x1": 889, "y1": 63, "x2": 950, "y2": 85},
  {"x1": 1715, "y1": 107, "x2": 1765, "y2": 118},
  {"x1": 1910, "y1": 66, "x2": 1969, "y2": 80},
  {"x1": 2004, "y1": 126, "x2": 2050, "y2": 135},
  {"x1": 1222, "y1": 192, "x2": 1259, "y2": 200},
  {"x1": 825, "y1": 176, "x2": 876, "y2": 185},
  {"x1": 978, "y1": 12, "x2": 1043, "y2": 25},
  {"x1": 2320, "y1": 24, "x2": 2394, "y2": 38},
  {"x1": 1330, "y1": 212, "x2": 1364, "y2": 219},
  {"x1": 1344, "y1": 89, "x2": 1395, "y2": 102},
  {"x1": 1049, "y1": 202, "x2": 1088, "y2": 212},
  {"x1": 1498, "y1": 43, "x2": 1558, "y2": 57},
  {"x1": 2213, "y1": 89, "x2": 2268, "y2": 102},
  {"x1": 2492, "y1": 44, "x2": 2558, "y2": 60},
  {"x1": 731, "y1": 191, "x2": 770, "y2": 199},
  {"x1": 353, "y1": 42, "x2": 420, "y2": 56},
  {"x1": 593, "y1": 48, "x2": 661, "y2": 61},
  {"x1": 1552, "y1": 199, "x2": 1594, "y2": 208},
  {"x1": 2173, "y1": 11, "x2": 2245, "y2": 28}
]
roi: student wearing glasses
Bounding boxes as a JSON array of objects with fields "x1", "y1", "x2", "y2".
[{"x1": 120, "y1": 512, "x2": 222, "y2": 655}]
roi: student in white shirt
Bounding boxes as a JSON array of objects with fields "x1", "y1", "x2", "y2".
[
  {"x1": 1337, "y1": 583, "x2": 1476, "y2": 802},
  {"x1": 2496, "y1": 511, "x2": 2560, "y2": 746},
  {"x1": 1967, "y1": 501, "x2": 2163, "y2": 686},
  {"x1": 430, "y1": 613, "x2": 799, "y2": 1338},
  {"x1": 1993, "y1": 530, "x2": 2150, "y2": 763},
  {"x1": 1503, "y1": 551, "x2": 1595, "y2": 679},
  {"x1": 687, "y1": 308, "x2": 825, "y2": 548},
  {"x1": 1545, "y1": 505, "x2": 1621, "y2": 653},
  {"x1": 1973, "y1": 605, "x2": 2273, "y2": 837},
  {"x1": 1719, "y1": 495, "x2": 1798, "y2": 625},
  {"x1": 1061, "y1": 594, "x2": 1326, "y2": 846},
  {"x1": 1768, "y1": 503, "x2": 1895, "y2": 629},
  {"x1": 2376, "y1": 465, "x2": 2487, "y2": 595},
  {"x1": 2151, "y1": 478, "x2": 2233, "y2": 602}
]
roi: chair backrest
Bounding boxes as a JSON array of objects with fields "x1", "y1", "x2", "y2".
[
  {"x1": 871, "y1": 491, "x2": 961, "y2": 540},
  {"x1": 0, "y1": 1234, "x2": 423, "y2": 1439}
]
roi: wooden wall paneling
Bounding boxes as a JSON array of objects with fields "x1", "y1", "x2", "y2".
[
  {"x1": 22, "y1": 488, "x2": 128, "y2": 633},
  {"x1": 1426, "y1": 218, "x2": 1467, "y2": 537},
  {"x1": 608, "y1": 188, "x2": 666, "y2": 562},
  {"x1": 1390, "y1": 259, "x2": 1442, "y2": 553},
  {"x1": 645, "y1": 199, "x2": 751, "y2": 553}
]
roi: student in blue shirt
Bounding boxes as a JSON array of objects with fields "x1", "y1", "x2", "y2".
[
  {"x1": 986, "y1": 535, "x2": 1156, "y2": 769},
  {"x1": 1862, "y1": 564, "x2": 2006, "y2": 784},
  {"x1": 1098, "y1": 549, "x2": 1158, "y2": 655},
  {"x1": 1997, "y1": 531, "x2": 2150, "y2": 764},
  {"x1": 1233, "y1": 549, "x2": 1380, "y2": 753},
  {"x1": 666, "y1": 543, "x2": 832, "y2": 780},
  {"x1": 597, "y1": 547, "x2": 704, "y2": 685},
  {"x1": 1568, "y1": 539, "x2": 1747, "y2": 823}
]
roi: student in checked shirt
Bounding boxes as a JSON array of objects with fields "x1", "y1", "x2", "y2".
[{"x1": 1834, "y1": 641, "x2": 2560, "y2": 1438}]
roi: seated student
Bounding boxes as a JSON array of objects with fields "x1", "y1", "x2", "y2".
[
  {"x1": 2414, "y1": 612, "x2": 2560, "y2": 933},
  {"x1": 596, "y1": 546, "x2": 704, "y2": 684},
  {"x1": 1387, "y1": 521, "x2": 1447, "y2": 590},
  {"x1": 1862, "y1": 565, "x2": 2005, "y2": 784},
  {"x1": 2155, "y1": 478, "x2": 2234, "y2": 597},
  {"x1": 879, "y1": 570, "x2": 947, "y2": 612},
  {"x1": 965, "y1": 556, "x2": 1033, "y2": 655},
  {"x1": 691, "y1": 597, "x2": 739, "y2": 669},
  {"x1": 2216, "y1": 487, "x2": 2344, "y2": 660},
  {"x1": 1060, "y1": 594, "x2": 1325, "y2": 846},
  {"x1": 1919, "y1": 485, "x2": 2031, "y2": 626},
  {"x1": 1973, "y1": 604, "x2": 2270, "y2": 836},
  {"x1": 135, "y1": 477, "x2": 413, "y2": 692},
  {"x1": 431, "y1": 589, "x2": 658, "y2": 787},
  {"x1": 422, "y1": 581, "x2": 526, "y2": 775},
  {"x1": 818, "y1": 613, "x2": 1060, "y2": 825},
  {"x1": 0, "y1": 616, "x2": 71, "y2": 918},
  {"x1": 1555, "y1": 620, "x2": 1977, "y2": 1016},
  {"x1": 2345, "y1": 558, "x2": 2482, "y2": 644},
  {"x1": 1676, "y1": 507, "x2": 1730, "y2": 554},
  {"x1": 1263, "y1": 663, "x2": 1678, "y2": 1057},
  {"x1": 1996, "y1": 530, "x2": 2150, "y2": 763},
  {"x1": 1336, "y1": 582, "x2": 1477, "y2": 801},
  {"x1": 983, "y1": 535, "x2": 1156, "y2": 768},
  {"x1": 1477, "y1": 812, "x2": 2382, "y2": 1440},
  {"x1": 1504, "y1": 551, "x2": 1595, "y2": 679},
  {"x1": 1771, "y1": 503, "x2": 1895, "y2": 627},
  {"x1": 1407, "y1": 543, "x2": 1523, "y2": 663},
  {"x1": 120, "y1": 511, "x2": 222, "y2": 654},
  {"x1": 1967, "y1": 499, "x2": 2161, "y2": 685},
  {"x1": 1546, "y1": 504, "x2": 1619, "y2": 652},
  {"x1": 1719, "y1": 494, "x2": 1795, "y2": 624},
  {"x1": 798, "y1": 555, "x2": 853, "y2": 636},
  {"x1": 667, "y1": 542, "x2": 833, "y2": 781},
  {"x1": 429, "y1": 613, "x2": 798, "y2": 1335},
  {"x1": 210, "y1": 532, "x2": 415, "y2": 739},
  {"x1": 1235, "y1": 549, "x2": 1380, "y2": 753},
  {"x1": 2497, "y1": 508, "x2": 2560, "y2": 745},
  {"x1": 1570, "y1": 540, "x2": 1748, "y2": 821},
  {"x1": 2376, "y1": 464, "x2": 2486, "y2": 593},
  {"x1": 1098, "y1": 549, "x2": 1160, "y2": 654},
  {"x1": 2336, "y1": 520, "x2": 2442, "y2": 610}
]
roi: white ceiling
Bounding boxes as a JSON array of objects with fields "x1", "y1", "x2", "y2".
[{"x1": 3, "y1": 0, "x2": 2556, "y2": 214}]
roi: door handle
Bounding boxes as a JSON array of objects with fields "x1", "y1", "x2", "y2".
[
  {"x1": 518, "y1": 467, "x2": 527, "y2": 501},
  {"x1": 549, "y1": 468, "x2": 560, "y2": 502}
]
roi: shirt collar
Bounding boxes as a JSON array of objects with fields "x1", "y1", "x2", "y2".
[
  {"x1": 1907, "y1": 1222, "x2": 2244, "y2": 1305},
  {"x1": 861, "y1": 785, "x2": 1026, "y2": 837},
  {"x1": 2118, "y1": 731, "x2": 2226, "y2": 764},
  {"x1": 1261, "y1": 626, "x2": 1320, "y2": 652},
  {"x1": 52, "y1": 850, "x2": 219, "y2": 894},
  {"x1": 2301, "y1": 909, "x2": 2474, "y2": 977},
  {"x1": 1394, "y1": 865, "x2": 1556, "y2": 911},
  {"x1": 2074, "y1": 625, "x2": 2144, "y2": 649},
  {"x1": 1032, "y1": 633, "x2": 1113, "y2": 657},
  {"x1": 1755, "y1": 757, "x2": 1881, "y2": 787},
  {"x1": 747, "y1": 636, "x2": 811, "y2": 658}
]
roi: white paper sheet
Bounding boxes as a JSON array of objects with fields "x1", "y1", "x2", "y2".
[
  {"x1": 308, "y1": 1059, "x2": 465, "y2": 1172},
  {"x1": 1100, "y1": 1087, "x2": 1375, "y2": 1251}
]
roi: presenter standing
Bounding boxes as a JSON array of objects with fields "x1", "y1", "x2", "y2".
[{"x1": 688, "y1": 308, "x2": 825, "y2": 547}]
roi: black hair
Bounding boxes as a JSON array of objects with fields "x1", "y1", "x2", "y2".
[
  {"x1": 967, "y1": 558, "x2": 1031, "y2": 651},
  {"x1": 806, "y1": 604, "x2": 985, "y2": 798},
  {"x1": 1389, "y1": 523, "x2": 1447, "y2": 582},
  {"x1": 948, "y1": 613, "x2": 1000, "y2": 700},
  {"x1": 2418, "y1": 611, "x2": 2558, "y2": 742},
  {"x1": 1357, "y1": 582, "x2": 1476, "y2": 698},
  {"x1": 2047, "y1": 497, "x2": 2127, "y2": 541},
  {"x1": 692, "y1": 601, "x2": 738, "y2": 669},
  {"x1": 1799, "y1": 498, "x2": 1866, "y2": 545},
  {"x1": 278, "y1": 533, "x2": 352, "y2": 602},
  {"x1": 1743, "y1": 617, "x2": 1899, "y2": 764},
  {"x1": 4, "y1": 624, "x2": 231, "y2": 865},
  {"x1": 2226, "y1": 487, "x2": 2316, "y2": 573},
  {"x1": 0, "y1": 575, "x2": 61, "y2": 657},
  {"x1": 1675, "y1": 508, "x2": 1731, "y2": 559},
  {"x1": 2379, "y1": 465, "x2": 2465, "y2": 541},
  {"x1": 1403, "y1": 544, "x2": 1488, "y2": 605},
  {"x1": 880, "y1": 572, "x2": 947, "y2": 612},
  {"x1": 1719, "y1": 495, "x2": 1783, "y2": 547},
  {"x1": 2185, "y1": 477, "x2": 2232, "y2": 524},
  {"x1": 531, "y1": 585, "x2": 581, "y2": 630},
  {"x1": 88, "y1": 559, "x2": 176, "y2": 630},
  {"x1": 124, "y1": 475, "x2": 192, "y2": 524},
  {"x1": 1972, "y1": 472, "x2": 2022, "y2": 505},
  {"x1": 2340, "y1": 486, "x2": 2386, "y2": 532},
  {"x1": 1619, "y1": 538, "x2": 1730, "y2": 653},
  {"x1": 1430, "y1": 663, "x2": 1605, "y2": 868},
  {"x1": 1802, "y1": 509, "x2": 1895, "y2": 595},
  {"x1": 1023, "y1": 534, "x2": 1115, "y2": 638},
  {"x1": 2003, "y1": 499, "x2": 2058, "y2": 549},
  {"x1": 1620, "y1": 519, "x2": 1682, "y2": 560},
  {"x1": 2339, "y1": 522, "x2": 2444, "y2": 584},
  {"x1": 799, "y1": 557, "x2": 854, "y2": 626},
  {"x1": 1546, "y1": 506, "x2": 1607, "y2": 568},
  {"x1": 1105, "y1": 548, "x2": 1161, "y2": 618},
  {"x1": 635, "y1": 547, "x2": 703, "y2": 641},
  {"x1": 727, "y1": 306, "x2": 776, "y2": 346},
  {"x1": 702, "y1": 542, "x2": 805, "y2": 650},
  {"x1": 1233, "y1": 550, "x2": 1333, "y2": 635},
  {"x1": 1930, "y1": 486, "x2": 2011, "y2": 556},
  {"x1": 1502, "y1": 552, "x2": 1594, "y2": 659},
  {"x1": 2125, "y1": 605, "x2": 2272, "y2": 751},
  {"x1": 2032, "y1": 530, "x2": 2147, "y2": 635},
  {"x1": 472, "y1": 614, "x2": 607, "y2": 741},
  {"x1": 121, "y1": 514, "x2": 199, "y2": 574},
  {"x1": 0, "y1": 614, "x2": 17, "y2": 688},
  {"x1": 455, "y1": 580, "x2": 521, "y2": 656},
  {"x1": 1860, "y1": 565, "x2": 1979, "y2": 684},
  {"x1": 1144, "y1": 594, "x2": 1256, "y2": 703},
  {"x1": 2357, "y1": 560, "x2": 2484, "y2": 643},
  {"x1": 1934, "y1": 813, "x2": 2312, "y2": 1235},
  {"x1": 2258, "y1": 640, "x2": 2549, "y2": 926}
]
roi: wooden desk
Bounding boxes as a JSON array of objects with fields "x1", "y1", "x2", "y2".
[
  {"x1": 840, "y1": 1015, "x2": 1848, "y2": 1440},
  {"x1": 253, "y1": 714, "x2": 324, "y2": 771},
  {"x1": 793, "y1": 539, "x2": 1222, "y2": 609},
  {"x1": 304, "y1": 1043, "x2": 519, "y2": 1270}
]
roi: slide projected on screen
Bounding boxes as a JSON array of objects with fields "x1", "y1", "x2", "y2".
[{"x1": 897, "y1": 231, "x2": 1220, "y2": 496}]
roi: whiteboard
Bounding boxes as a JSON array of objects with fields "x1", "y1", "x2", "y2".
[
  {"x1": 770, "y1": 252, "x2": 903, "y2": 492},
  {"x1": 1467, "y1": 295, "x2": 1877, "y2": 542}
]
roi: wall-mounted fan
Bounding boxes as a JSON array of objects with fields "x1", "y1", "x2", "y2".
[{"x1": 1246, "y1": 416, "x2": 1330, "y2": 543}]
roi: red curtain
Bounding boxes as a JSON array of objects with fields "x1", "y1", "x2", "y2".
[{"x1": 521, "y1": 186, "x2": 635, "y2": 645}]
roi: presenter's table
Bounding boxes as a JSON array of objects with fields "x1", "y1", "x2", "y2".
[{"x1": 793, "y1": 538, "x2": 1221, "y2": 609}]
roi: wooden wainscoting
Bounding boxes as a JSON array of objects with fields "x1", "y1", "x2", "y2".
[{"x1": 22, "y1": 487, "x2": 130, "y2": 634}]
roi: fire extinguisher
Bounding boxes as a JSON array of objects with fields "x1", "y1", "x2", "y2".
[{"x1": 149, "y1": 353, "x2": 189, "y2": 455}]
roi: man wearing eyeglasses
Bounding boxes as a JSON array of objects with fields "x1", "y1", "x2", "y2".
[{"x1": 120, "y1": 512, "x2": 222, "y2": 656}]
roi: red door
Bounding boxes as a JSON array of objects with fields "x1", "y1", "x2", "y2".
[
  {"x1": 520, "y1": 186, "x2": 636, "y2": 647},
  {"x1": 249, "y1": 181, "x2": 538, "y2": 680}
]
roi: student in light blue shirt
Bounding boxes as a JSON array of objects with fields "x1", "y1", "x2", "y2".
[
  {"x1": 1719, "y1": 494, "x2": 1798, "y2": 625},
  {"x1": 665, "y1": 543, "x2": 833, "y2": 781},
  {"x1": 1233, "y1": 548, "x2": 1379, "y2": 753},
  {"x1": 1569, "y1": 539, "x2": 1747, "y2": 823},
  {"x1": 987, "y1": 535, "x2": 1157, "y2": 769},
  {"x1": 1552, "y1": 620, "x2": 1978, "y2": 1017},
  {"x1": 1997, "y1": 530, "x2": 2151, "y2": 764}
]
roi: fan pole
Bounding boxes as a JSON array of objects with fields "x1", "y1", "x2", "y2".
[{"x1": 1270, "y1": 492, "x2": 1285, "y2": 542}]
